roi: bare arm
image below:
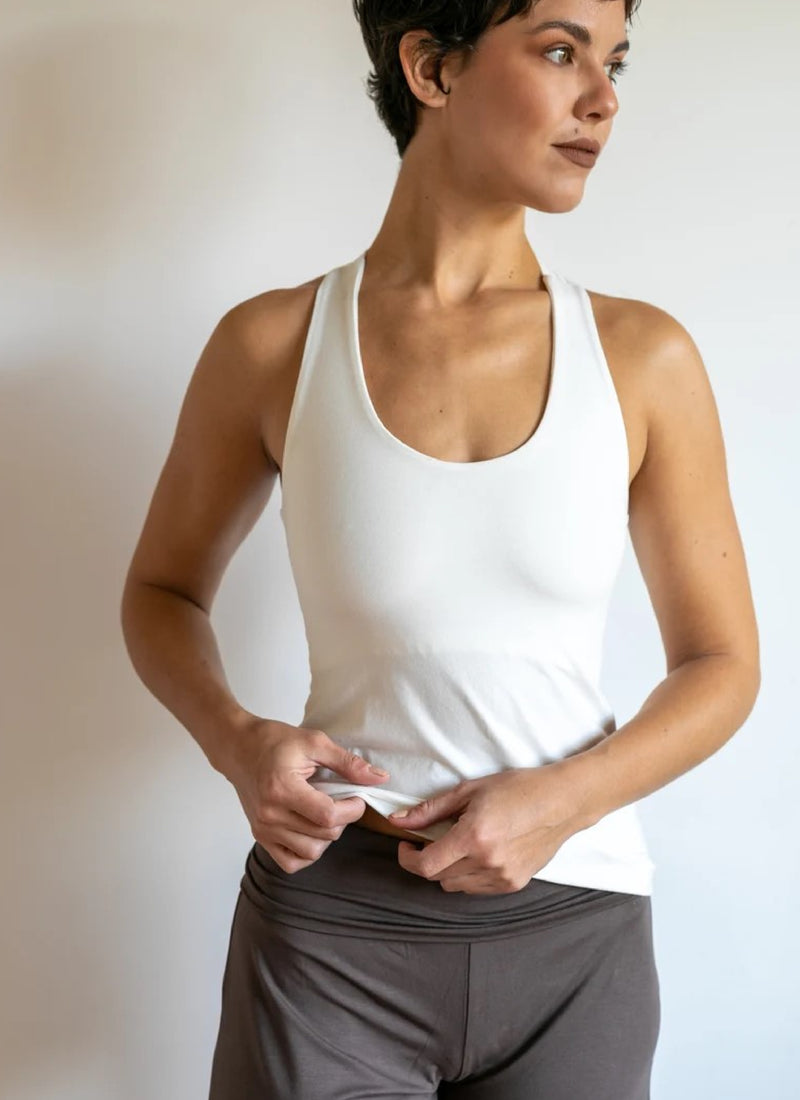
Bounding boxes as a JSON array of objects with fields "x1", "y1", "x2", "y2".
[
  {"x1": 120, "y1": 302, "x2": 278, "y2": 774},
  {"x1": 120, "y1": 291, "x2": 390, "y2": 868},
  {"x1": 566, "y1": 303, "x2": 761, "y2": 827}
]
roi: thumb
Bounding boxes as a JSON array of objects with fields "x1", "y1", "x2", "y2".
[
  {"x1": 388, "y1": 786, "x2": 466, "y2": 826},
  {"x1": 309, "y1": 734, "x2": 390, "y2": 785}
]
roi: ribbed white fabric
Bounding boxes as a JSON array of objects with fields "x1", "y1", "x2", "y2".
[{"x1": 278, "y1": 251, "x2": 655, "y2": 895}]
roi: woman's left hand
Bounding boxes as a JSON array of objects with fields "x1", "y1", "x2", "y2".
[{"x1": 387, "y1": 763, "x2": 590, "y2": 894}]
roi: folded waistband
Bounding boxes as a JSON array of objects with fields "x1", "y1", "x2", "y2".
[{"x1": 239, "y1": 821, "x2": 642, "y2": 943}]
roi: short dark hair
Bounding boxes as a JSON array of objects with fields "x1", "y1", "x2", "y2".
[{"x1": 352, "y1": 0, "x2": 643, "y2": 158}]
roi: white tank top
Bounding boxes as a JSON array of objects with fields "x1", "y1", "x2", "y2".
[{"x1": 279, "y1": 251, "x2": 655, "y2": 896}]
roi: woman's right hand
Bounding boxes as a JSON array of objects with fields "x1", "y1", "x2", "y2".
[{"x1": 221, "y1": 716, "x2": 390, "y2": 872}]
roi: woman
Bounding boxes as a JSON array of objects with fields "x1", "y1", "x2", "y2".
[{"x1": 121, "y1": 1, "x2": 761, "y2": 1097}]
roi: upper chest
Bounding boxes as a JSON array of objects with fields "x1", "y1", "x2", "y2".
[{"x1": 262, "y1": 275, "x2": 649, "y2": 487}]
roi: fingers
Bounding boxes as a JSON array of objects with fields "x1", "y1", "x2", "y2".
[
  {"x1": 236, "y1": 721, "x2": 390, "y2": 873},
  {"x1": 290, "y1": 787, "x2": 368, "y2": 830},
  {"x1": 284, "y1": 805, "x2": 349, "y2": 841},
  {"x1": 266, "y1": 828, "x2": 337, "y2": 870},
  {"x1": 254, "y1": 795, "x2": 366, "y2": 872},
  {"x1": 303, "y1": 729, "x2": 390, "y2": 786}
]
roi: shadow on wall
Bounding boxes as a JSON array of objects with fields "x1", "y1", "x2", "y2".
[{"x1": 0, "y1": 13, "x2": 299, "y2": 1100}]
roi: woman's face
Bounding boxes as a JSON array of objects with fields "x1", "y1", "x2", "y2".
[{"x1": 423, "y1": 0, "x2": 630, "y2": 212}]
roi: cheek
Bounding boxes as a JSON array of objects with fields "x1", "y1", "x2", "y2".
[
  {"x1": 469, "y1": 68, "x2": 553, "y2": 148},
  {"x1": 506, "y1": 72, "x2": 556, "y2": 136},
  {"x1": 462, "y1": 95, "x2": 550, "y2": 176}
]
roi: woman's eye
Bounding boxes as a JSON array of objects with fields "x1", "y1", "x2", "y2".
[
  {"x1": 544, "y1": 45, "x2": 572, "y2": 65},
  {"x1": 544, "y1": 45, "x2": 630, "y2": 85}
]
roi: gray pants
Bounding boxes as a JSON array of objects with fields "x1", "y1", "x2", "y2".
[{"x1": 208, "y1": 822, "x2": 661, "y2": 1099}]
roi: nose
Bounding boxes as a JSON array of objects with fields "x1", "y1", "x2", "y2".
[{"x1": 579, "y1": 68, "x2": 620, "y2": 123}]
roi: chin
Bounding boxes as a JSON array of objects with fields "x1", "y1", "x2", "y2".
[
  {"x1": 549, "y1": 193, "x2": 586, "y2": 213},
  {"x1": 522, "y1": 187, "x2": 586, "y2": 214}
]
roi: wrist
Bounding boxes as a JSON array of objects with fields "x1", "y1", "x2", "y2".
[
  {"x1": 550, "y1": 753, "x2": 607, "y2": 834},
  {"x1": 205, "y1": 706, "x2": 266, "y2": 778}
]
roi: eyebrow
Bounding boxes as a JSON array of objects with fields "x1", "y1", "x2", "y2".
[{"x1": 525, "y1": 20, "x2": 630, "y2": 54}]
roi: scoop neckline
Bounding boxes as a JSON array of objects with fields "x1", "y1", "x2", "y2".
[{"x1": 349, "y1": 250, "x2": 560, "y2": 471}]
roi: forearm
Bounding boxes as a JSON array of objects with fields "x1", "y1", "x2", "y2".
[
  {"x1": 120, "y1": 581, "x2": 257, "y2": 775},
  {"x1": 564, "y1": 653, "x2": 761, "y2": 830}
]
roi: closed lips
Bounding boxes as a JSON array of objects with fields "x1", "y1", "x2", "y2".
[{"x1": 554, "y1": 140, "x2": 600, "y2": 155}]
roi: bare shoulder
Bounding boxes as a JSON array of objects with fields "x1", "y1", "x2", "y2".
[
  {"x1": 121, "y1": 270, "x2": 328, "y2": 610},
  {"x1": 222, "y1": 272, "x2": 327, "y2": 469},
  {"x1": 586, "y1": 287, "x2": 759, "y2": 679},
  {"x1": 586, "y1": 288, "x2": 709, "y2": 482},
  {"x1": 587, "y1": 288, "x2": 704, "y2": 387},
  {"x1": 223, "y1": 273, "x2": 325, "y2": 363}
]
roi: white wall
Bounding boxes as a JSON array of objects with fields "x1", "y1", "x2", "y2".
[{"x1": 1, "y1": 1, "x2": 796, "y2": 1097}]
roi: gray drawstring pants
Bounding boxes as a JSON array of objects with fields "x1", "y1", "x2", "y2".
[{"x1": 208, "y1": 821, "x2": 661, "y2": 1099}]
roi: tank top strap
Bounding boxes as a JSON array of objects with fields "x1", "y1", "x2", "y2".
[
  {"x1": 279, "y1": 259, "x2": 360, "y2": 496},
  {"x1": 543, "y1": 269, "x2": 628, "y2": 458}
]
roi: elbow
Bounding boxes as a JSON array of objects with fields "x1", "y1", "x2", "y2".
[
  {"x1": 119, "y1": 575, "x2": 140, "y2": 650},
  {"x1": 679, "y1": 649, "x2": 761, "y2": 716},
  {"x1": 119, "y1": 572, "x2": 154, "y2": 647},
  {"x1": 728, "y1": 651, "x2": 761, "y2": 716},
  {"x1": 748, "y1": 660, "x2": 762, "y2": 710}
]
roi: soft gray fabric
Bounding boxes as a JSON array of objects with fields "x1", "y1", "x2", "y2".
[{"x1": 208, "y1": 823, "x2": 661, "y2": 1099}]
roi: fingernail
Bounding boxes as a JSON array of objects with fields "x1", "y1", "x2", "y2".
[
  {"x1": 390, "y1": 808, "x2": 408, "y2": 818},
  {"x1": 368, "y1": 764, "x2": 389, "y2": 776}
]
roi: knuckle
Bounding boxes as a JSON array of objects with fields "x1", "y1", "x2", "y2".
[
  {"x1": 252, "y1": 825, "x2": 275, "y2": 850},
  {"x1": 259, "y1": 777, "x2": 280, "y2": 803},
  {"x1": 470, "y1": 832, "x2": 494, "y2": 860},
  {"x1": 285, "y1": 850, "x2": 316, "y2": 873},
  {"x1": 253, "y1": 801, "x2": 274, "y2": 827},
  {"x1": 307, "y1": 728, "x2": 328, "y2": 750},
  {"x1": 319, "y1": 806, "x2": 339, "y2": 830}
]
